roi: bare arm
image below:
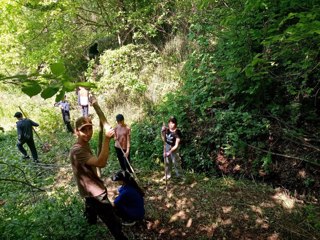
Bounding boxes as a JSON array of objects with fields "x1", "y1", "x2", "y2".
[
  {"x1": 86, "y1": 94, "x2": 114, "y2": 168},
  {"x1": 86, "y1": 127, "x2": 114, "y2": 168},
  {"x1": 125, "y1": 128, "x2": 131, "y2": 157}
]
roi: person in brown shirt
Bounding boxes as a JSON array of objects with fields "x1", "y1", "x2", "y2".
[{"x1": 70, "y1": 116, "x2": 127, "y2": 240}]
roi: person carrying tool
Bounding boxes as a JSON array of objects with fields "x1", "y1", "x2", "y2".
[
  {"x1": 70, "y1": 116, "x2": 128, "y2": 240},
  {"x1": 14, "y1": 111, "x2": 39, "y2": 163},
  {"x1": 114, "y1": 114, "x2": 132, "y2": 173},
  {"x1": 54, "y1": 95, "x2": 74, "y2": 133},
  {"x1": 111, "y1": 170, "x2": 145, "y2": 226},
  {"x1": 161, "y1": 116, "x2": 183, "y2": 180}
]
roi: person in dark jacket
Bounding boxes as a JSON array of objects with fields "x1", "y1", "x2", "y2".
[
  {"x1": 112, "y1": 170, "x2": 145, "y2": 226},
  {"x1": 14, "y1": 112, "x2": 39, "y2": 163}
]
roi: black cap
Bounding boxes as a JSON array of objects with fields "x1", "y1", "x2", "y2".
[
  {"x1": 116, "y1": 114, "x2": 124, "y2": 122},
  {"x1": 112, "y1": 170, "x2": 132, "y2": 182},
  {"x1": 14, "y1": 112, "x2": 22, "y2": 118}
]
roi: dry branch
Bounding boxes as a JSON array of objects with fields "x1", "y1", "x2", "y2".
[{"x1": 0, "y1": 178, "x2": 45, "y2": 192}]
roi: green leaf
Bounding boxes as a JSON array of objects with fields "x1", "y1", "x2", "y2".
[
  {"x1": 76, "y1": 82, "x2": 96, "y2": 89},
  {"x1": 21, "y1": 81, "x2": 42, "y2": 97},
  {"x1": 41, "y1": 86, "x2": 60, "y2": 99},
  {"x1": 55, "y1": 89, "x2": 66, "y2": 102},
  {"x1": 50, "y1": 62, "x2": 65, "y2": 76},
  {"x1": 62, "y1": 81, "x2": 76, "y2": 91}
]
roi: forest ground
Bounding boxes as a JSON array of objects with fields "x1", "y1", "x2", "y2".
[{"x1": 53, "y1": 165, "x2": 320, "y2": 240}]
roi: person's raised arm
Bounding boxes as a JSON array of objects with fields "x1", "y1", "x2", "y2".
[
  {"x1": 86, "y1": 127, "x2": 114, "y2": 167},
  {"x1": 86, "y1": 94, "x2": 114, "y2": 168}
]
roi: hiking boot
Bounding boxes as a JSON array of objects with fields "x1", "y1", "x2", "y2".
[
  {"x1": 122, "y1": 220, "x2": 136, "y2": 226},
  {"x1": 22, "y1": 155, "x2": 30, "y2": 160}
]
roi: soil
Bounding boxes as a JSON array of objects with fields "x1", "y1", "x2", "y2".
[
  {"x1": 50, "y1": 151, "x2": 320, "y2": 240},
  {"x1": 103, "y1": 171, "x2": 319, "y2": 240}
]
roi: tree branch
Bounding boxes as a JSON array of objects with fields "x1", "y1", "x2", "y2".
[
  {"x1": 75, "y1": 14, "x2": 107, "y2": 28},
  {"x1": 0, "y1": 178, "x2": 45, "y2": 192},
  {"x1": 247, "y1": 144, "x2": 320, "y2": 167}
]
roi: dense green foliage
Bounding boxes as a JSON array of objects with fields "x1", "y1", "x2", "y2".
[
  {"x1": 1, "y1": 0, "x2": 319, "y2": 176},
  {"x1": 131, "y1": 0, "x2": 320, "y2": 174},
  {"x1": 1, "y1": 0, "x2": 320, "y2": 238}
]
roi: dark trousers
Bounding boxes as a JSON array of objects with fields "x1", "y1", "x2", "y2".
[
  {"x1": 115, "y1": 147, "x2": 132, "y2": 173},
  {"x1": 61, "y1": 110, "x2": 73, "y2": 133},
  {"x1": 85, "y1": 195, "x2": 127, "y2": 240},
  {"x1": 17, "y1": 138, "x2": 38, "y2": 161}
]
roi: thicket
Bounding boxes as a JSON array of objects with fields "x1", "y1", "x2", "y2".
[
  {"x1": 126, "y1": 1, "x2": 320, "y2": 181},
  {"x1": 1, "y1": 0, "x2": 319, "y2": 184}
]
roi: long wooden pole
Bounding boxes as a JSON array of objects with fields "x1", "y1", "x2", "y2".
[
  {"x1": 162, "y1": 122, "x2": 168, "y2": 191},
  {"x1": 89, "y1": 95, "x2": 112, "y2": 177},
  {"x1": 90, "y1": 94, "x2": 138, "y2": 180}
]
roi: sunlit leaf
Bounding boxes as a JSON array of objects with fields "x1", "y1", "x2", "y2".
[
  {"x1": 62, "y1": 81, "x2": 76, "y2": 91},
  {"x1": 77, "y1": 82, "x2": 96, "y2": 89}
]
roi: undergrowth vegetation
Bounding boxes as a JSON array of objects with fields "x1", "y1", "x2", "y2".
[{"x1": 1, "y1": 0, "x2": 320, "y2": 239}]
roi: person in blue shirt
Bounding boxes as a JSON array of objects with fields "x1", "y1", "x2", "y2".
[
  {"x1": 112, "y1": 170, "x2": 145, "y2": 226},
  {"x1": 54, "y1": 95, "x2": 74, "y2": 133}
]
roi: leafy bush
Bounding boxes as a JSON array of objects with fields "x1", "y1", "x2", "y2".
[
  {"x1": 0, "y1": 191, "x2": 108, "y2": 240},
  {"x1": 88, "y1": 44, "x2": 160, "y2": 108},
  {"x1": 130, "y1": 119, "x2": 163, "y2": 170}
]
